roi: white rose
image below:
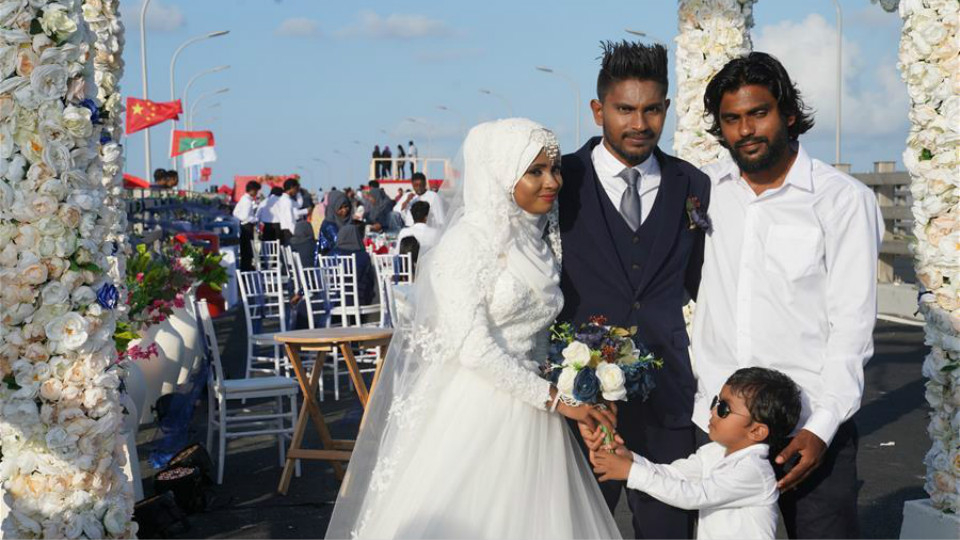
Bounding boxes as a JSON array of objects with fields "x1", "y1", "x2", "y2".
[
  {"x1": 62, "y1": 105, "x2": 92, "y2": 139},
  {"x1": 561, "y1": 341, "x2": 592, "y2": 368},
  {"x1": 41, "y1": 281, "x2": 70, "y2": 306},
  {"x1": 44, "y1": 312, "x2": 89, "y2": 351},
  {"x1": 19, "y1": 259, "x2": 49, "y2": 285},
  {"x1": 39, "y1": 378, "x2": 62, "y2": 401},
  {"x1": 103, "y1": 506, "x2": 128, "y2": 536},
  {"x1": 596, "y1": 362, "x2": 628, "y2": 401},
  {"x1": 71, "y1": 285, "x2": 96, "y2": 306},
  {"x1": 39, "y1": 4, "x2": 78, "y2": 41},
  {"x1": 29, "y1": 64, "x2": 68, "y2": 102},
  {"x1": 556, "y1": 366, "x2": 577, "y2": 399}
]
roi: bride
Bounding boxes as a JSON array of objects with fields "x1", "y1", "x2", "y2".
[{"x1": 326, "y1": 118, "x2": 622, "y2": 539}]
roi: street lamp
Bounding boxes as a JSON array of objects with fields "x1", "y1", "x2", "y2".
[
  {"x1": 313, "y1": 158, "x2": 332, "y2": 186},
  {"x1": 182, "y1": 65, "x2": 229, "y2": 120},
  {"x1": 625, "y1": 28, "x2": 669, "y2": 46},
  {"x1": 169, "y1": 30, "x2": 229, "y2": 170},
  {"x1": 139, "y1": 0, "x2": 153, "y2": 181},
  {"x1": 830, "y1": 0, "x2": 843, "y2": 165},
  {"x1": 536, "y1": 66, "x2": 581, "y2": 147},
  {"x1": 437, "y1": 105, "x2": 466, "y2": 135},
  {"x1": 191, "y1": 103, "x2": 220, "y2": 126},
  {"x1": 479, "y1": 88, "x2": 514, "y2": 116},
  {"x1": 188, "y1": 88, "x2": 229, "y2": 129}
]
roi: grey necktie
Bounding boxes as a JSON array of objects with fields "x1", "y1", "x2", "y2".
[{"x1": 618, "y1": 167, "x2": 642, "y2": 231}]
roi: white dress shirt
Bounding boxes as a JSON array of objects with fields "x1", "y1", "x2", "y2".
[
  {"x1": 692, "y1": 144, "x2": 884, "y2": 446},
  {"x1": 627, "y1": 442, "x2": 778, "y2": 540},
  {"x1": 232, "y1": 193, "x2": 258, "y2": 224},
  {"x1": 257, "y1": 194, "x2": 280, "y2": 224},
  {"x1": 591, "y1": 140, "x2": 661, "y2": 226},
  {"x1": 275, "y1": 193, "x2": 298, "y2": 234},
  {"x1": 397, "y1": 222, "x2": 441, "y2": 253},
  {"x1": 402, "y1": 190, "x2": 445, "y2": 228}
]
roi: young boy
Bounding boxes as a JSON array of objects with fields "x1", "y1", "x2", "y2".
[{"x1": 590, "y1": 367, "x2": 802, "y2": 539}]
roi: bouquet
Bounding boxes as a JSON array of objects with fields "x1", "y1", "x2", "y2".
[{"x1": 542, "y1": 316, "x2": 663, "y2": 443}]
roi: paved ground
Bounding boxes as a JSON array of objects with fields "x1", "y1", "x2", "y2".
[{"x1": 133, "y1": 311, "x2": 929, "y2": 539}]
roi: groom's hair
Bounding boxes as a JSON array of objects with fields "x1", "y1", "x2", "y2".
[
  {"x1": 596, "y1": 40, "x2": 668, "y2": 101},
  {"x1": 726, "y1": 367, "x2": 802, "y2": 457},
  {"x1": 703, "y1": 52, "x2": 815, "y2": 143}
]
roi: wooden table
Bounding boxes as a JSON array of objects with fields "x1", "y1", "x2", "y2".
[{"x1": 273, "y1": 327, "x2": 393, "y2": 494}]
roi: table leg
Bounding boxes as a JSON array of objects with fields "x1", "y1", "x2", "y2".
[
  {"x1": 339, "y1": 342, "x2": 370, "y2": 407},
  {"x1": 278, "y1": 344, "x2": 345, "y2": 494},
  {"x1": 358, "y1": 342, "x2": 391, "y2": 431}
]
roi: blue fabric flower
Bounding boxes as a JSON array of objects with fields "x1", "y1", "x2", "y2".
[
  {"x1": 97, "y1": 283, "x2": 119, "y2": 309},
  {"x1": 80, "y1": 98, "x2": 102, "y2": 124},
  {"x1": 100, "y1": 131, "x2": 112, "y2": 145},
  {"x1": 623, "y1": 364, "x2": 657, "y2": 402},
  {"x1": 573, "y1": 367, "x2": 600, "y2": 403},
  {"x1": 575, "y1": 325, "x2": 605, "y2": 350}
]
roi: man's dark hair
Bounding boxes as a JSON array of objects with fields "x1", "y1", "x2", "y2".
[
  {"x1": 153, "y1": 168, "x2": 166, "y2": 182},
  {"x1": 411, "y1": 172, "x2": 427, "y2": 183},
  {"x1": 283, "y1": 178, "x2": 299, "y2": 191},
  {"x1": 368, "y1": 180, "x2": 380, "y2": 189},
  {"x1": 270, "y1": 186, "x2": 284, "y2": 196},
  {"x1": 726, "y1": 367, "x2": 802, "y2": 457},
  {"x1": 597, "y1": 40, "x2": 669, "y2": 102},
  {"x1": 398, "y1": 236, "x2": 420, "y2": 267},
  {"x1": 246, "y1": 181, "x2": 261, "y2": 193},
  {"x1": 410, "y1": 201, "x2": 430, "y2": 223},
  {"x1": 408, "y1": 140, "x2": 414, "y2": 145},
  {"x1": 704, "y1": 52, "x2": 815, "y2": 143}
]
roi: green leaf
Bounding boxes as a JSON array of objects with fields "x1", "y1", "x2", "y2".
[
  {"x1": 29, "y1": 18, "x2": 43, "y2": 35},
  {"x1": 941, "y1": 364, "x2": 959, "y2": 373},
  {"x1": 920, "y1": 148, "x2": 934, "y2": 161},
  {"x1": 3, "y1": 375, "x2": 20, "y2": 391}
]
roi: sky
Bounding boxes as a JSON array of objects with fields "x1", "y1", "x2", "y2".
[{"x1": 118, "y1": 0, "x2": 908, "y2": 193}]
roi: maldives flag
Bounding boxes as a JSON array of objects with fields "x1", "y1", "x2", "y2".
[
  {"x1": 170, "y1": 130, "x2": 215, "y2": 157},
  {"x1": 200, "y1": 167, "x2": 212, "y2": 182},
  {"x1": 125, "y1": 97, "x2": 182, "y2": 134}
]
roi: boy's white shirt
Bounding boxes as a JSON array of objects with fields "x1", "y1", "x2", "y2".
[{"x1": 627, "y1": 441, "x2": 778, "y2": 540}]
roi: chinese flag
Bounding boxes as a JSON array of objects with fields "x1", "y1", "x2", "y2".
[{"x1": 125, "y1": 97, "x2": 182, "y2": 134}]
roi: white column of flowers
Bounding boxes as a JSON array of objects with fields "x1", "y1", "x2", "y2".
[
  {"x1": 673, "y1": 0, "x2": 757, "y2": 168},
  {"x1": 894, "y1": 0, "x2": 960, "y2": 515},
  {"x1": 0, "y1": 1, "x2": 136, "y2": 537}
]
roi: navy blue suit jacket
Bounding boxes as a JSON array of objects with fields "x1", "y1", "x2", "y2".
[{"x1": 559, "y1": 138, "x2": 710, "y2": 429}]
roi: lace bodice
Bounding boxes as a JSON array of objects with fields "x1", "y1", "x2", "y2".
[{"x1": 486, "y1": 262, "x2": 563, "y2": 369}]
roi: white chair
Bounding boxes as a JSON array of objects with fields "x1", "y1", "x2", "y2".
[
  {"x1": 236, "y1": 269, "x2": 288, "y2": 377},
  {"x1": 256, "y1": 240, "x2": 281, "y2": 272},
  {"x1": 196, "y1": 299, "x2": 300, "y2": 485},
  {"x1": 328, "y1": 254, "x2": 380, "y2": 328},
  {"x1": 372, "y1": 253, "x2": 414, "y2": 328}
]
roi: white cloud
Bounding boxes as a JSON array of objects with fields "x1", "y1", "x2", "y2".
[
  {"x1": 120, "y1": 0, "x2": 185, "y2": 32},
  {"x1": 755, "y1": 14, "x2": 907, "y2": 139},
  {"x1": 275, "y1": 18, "x2": 321, "y2": 38},
  {"x1": 336, "y1": 10, "x2": 452, "y2": 40},
  {"x1": 416, "y1": 47, "x2": 483, "y2": 64}
]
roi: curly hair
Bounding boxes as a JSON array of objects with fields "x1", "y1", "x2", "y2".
[
  {"x1": 703, "y1": 52, "x2": 814, "y2": 142},
  {"x1": 597, "y1": 40, "x2": 669, "y2": 101},
  {"x1": 726, "y1": 367, "x2": 802, "y2": 458}
]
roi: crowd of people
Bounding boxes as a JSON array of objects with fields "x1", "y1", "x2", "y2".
[{"x1": 372, "y1": 140, "x2": 418, "y2": 179}]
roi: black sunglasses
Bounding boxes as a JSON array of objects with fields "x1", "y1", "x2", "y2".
[{"x1": 711, "y1": 395, "x2": 751, "y2": 420}]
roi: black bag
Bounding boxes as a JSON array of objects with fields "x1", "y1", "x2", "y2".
[
  {"x1": 168, "y1": 443, "x2": 215, "y2": 486},
  {"x1": 154, "y1": 465, "x2": 208, "y2": 514},
  {"x1": 133, "y1": 492, "x2": 190, "y2": 539}
]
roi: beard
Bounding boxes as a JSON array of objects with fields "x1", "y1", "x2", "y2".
[
  {"x1": 603, "y1": 125, "x2": 657, "y2": 165},
  {"x1": 729, "y1": 123, "x2": 790, "y2": 174}
]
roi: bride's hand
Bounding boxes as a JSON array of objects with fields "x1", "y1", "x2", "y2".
[{"x1": 557, "y1": 401, "x2": 615, "y2": 434}]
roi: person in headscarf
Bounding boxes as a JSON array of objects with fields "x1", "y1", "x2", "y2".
[
  {"x1": 363, "y1": 182, "x2": 399, "y2": 233},
  {"x1": 317, "y1": 190, "x2": 352, "y2": 256},
  {"x1": 332, "y1": 220, "x2": 376, "y2": 306}
]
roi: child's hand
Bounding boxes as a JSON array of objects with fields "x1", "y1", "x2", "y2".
[{"x1": 591, "y1": 447, "x2": 632, "y2": 482}]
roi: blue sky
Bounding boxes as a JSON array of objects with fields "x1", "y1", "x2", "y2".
[{"x1": 119, "y1": 0, "x2": 907, "y2": 193}]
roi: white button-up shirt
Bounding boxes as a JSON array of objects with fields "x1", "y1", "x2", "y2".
[
  {"x1": 232, "y1": 193, "x2": 258, "y2": 224},
  {"x1": 627, "y1": 442, "x2": 778, "y2": 540},
  {"x1": 402, "y1": 190, "x2": 445, "y2": 229},
  {"x1": 692, "y1": 144, "x2": 884, "y2": 445},
  {"x1": 591, "y1": 140, "x2": 661, "y2": 226},
  {"x1": 257, "y1": 194, "x2": 280, "y2": 224},
  {"x1": 397, "y1": 222, "x2": 441, "y2": 253},
  {"x1": 275, "y1": 193, "x2": 298, "y2": 234}
]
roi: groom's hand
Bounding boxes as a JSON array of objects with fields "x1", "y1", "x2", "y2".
[{"x1": 775, "y1": 429, "x2": 827, "y2": 492}]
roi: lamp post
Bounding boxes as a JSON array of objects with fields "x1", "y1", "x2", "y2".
[
  {"x1": 536, "y1": 66, "x2": 581, "y2": 147},
  {"x1": 479, "y1": 88, "x2": 514, "y2": 116},
  {"x1": 182, "y1": 65, "x2": 229, "y2": 121},
  {"x1": 188, "y1": 88, "x2": 229, "y2": 129},
  {"x1": 139, "y1": 0, "x2": 153, "y2": 181},
  {"x1": 169, "y1": 30, "x2": 229, "y2": 171},
  {"x1": 830, "y1": 0, "x2": 843, "y2": 165},
  {"x1": 437, "y1": 105, "x2": 466, "y2": 136},
  {"x1": 625, "y1": 28, "x2": 669, "y2": 46},
  {"x1": 313, "y1": 158, "x2": 332, "y2": 187}
]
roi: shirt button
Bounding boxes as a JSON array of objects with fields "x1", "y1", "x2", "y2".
[
  {"x1": 632, "y1": 263, "x2": 640, "y2": 271},
  {"x1": 632, "y1": 236, "x2": 640, "y2": 244},
  {"x1": 633, "y1": 301, "x2": 641, "y2": 310}
]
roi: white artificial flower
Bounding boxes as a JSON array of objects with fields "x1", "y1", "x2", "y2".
[
  {"x1": 40, "y1": 4, "x2": 79, "y2": 42},
  {"x1": 62, "y1": 105, "x2": 92, "y2": 139},
  {"x1": 596, "y1": 362, "x2": 628, "y2": 401},
  {"x1": 44, "y1": 312, "x2": 89, "y2": 351},
  {"x1": 556, "y1": 366, "x2": 577, "y2": 399},
  {"x1": 29, "y1": 63, "x2": 68, "y2": 102},
  {"x1": 561, "y1": 341, "x2": 592, "y2": 368}
]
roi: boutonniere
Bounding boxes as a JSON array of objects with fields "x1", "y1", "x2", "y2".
[{"x1": 685, "y1": 196, "x2": 711, "y2": 232}]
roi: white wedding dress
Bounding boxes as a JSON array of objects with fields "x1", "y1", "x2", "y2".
[{"x1": 326, "y1": 119, "x2": 621, "y2": 539}]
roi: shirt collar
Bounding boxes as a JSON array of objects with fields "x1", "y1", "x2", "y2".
[
  {"x1": 716, "y1": 142, "x2": 813, "y2": 193},
  {"x1": 595, "y1": 139, "x2": 660, "y2": 181},
  {"x1": 724, "y1": 443, "x2": 769, "y2": 462}
]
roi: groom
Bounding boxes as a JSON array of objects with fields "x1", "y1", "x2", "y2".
[{"x1": 559, "y1": 41, "x2": 710, "y2": 539}]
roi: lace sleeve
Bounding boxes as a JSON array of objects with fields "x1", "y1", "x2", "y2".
[{"x1": 428, "y1": 225, "x2": 553, "y2": 410}]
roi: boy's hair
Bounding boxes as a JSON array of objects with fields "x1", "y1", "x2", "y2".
[
  {"x1": 410, "y1": 201, "x2": 430, "y2": 223},
  {"x1": 269, "y1": 186, "x2": 284, "y2": 197},
  {"x1": 726, "y1": 367, "x2": 801, "y2": 456},
  {"x1": 597, "y1": 40, "x2": 669, "y2": 102},
  {"x1": 283, "y1": 178, "x2": 299, "y2": 191},
  {"x1": 246, "y1": 181, "x2": 261, "y2": 192}
]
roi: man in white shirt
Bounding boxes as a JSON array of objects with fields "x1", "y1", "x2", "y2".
[
  {"x1": 407, "y1": 140, "x2": 418, "y2": 173},
  {"x1": 397, "y1": 201, "x2": 440, "y2": 254},
  {"x1": 401, "y1": 172, "x2": 445, "y2": 228},
  {"x1": 693, "y1": 52, "x2": 884, "y2": 539},
  {"x1": 232, "y1": 180, "x2": 261, "y2": 271},
  {"x1": 275, "y1": 178, "x2": 309, "y2": 245},
  {"x1": 257, "y1": 186, "x2": 284, "y2": 242}
]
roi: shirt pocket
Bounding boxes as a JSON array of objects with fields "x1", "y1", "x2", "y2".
[{"x1": 764, "y1": 224, "x2": 824, "y2": 281}]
